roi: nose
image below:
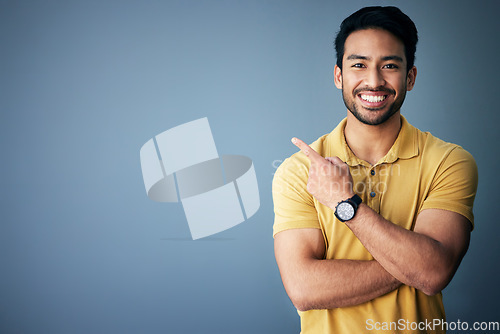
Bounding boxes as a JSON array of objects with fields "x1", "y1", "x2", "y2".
[{"x1": 365, "y1": 68, "x2": 385, "y2": 88}]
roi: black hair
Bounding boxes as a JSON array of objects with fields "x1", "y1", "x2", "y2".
[{"x1": 334, "y1": 6, "x2": 418, "y2": 72}]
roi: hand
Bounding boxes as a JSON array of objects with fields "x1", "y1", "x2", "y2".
[{"x1": 292, "y1": 137, "x2": 355, "y2": 210}]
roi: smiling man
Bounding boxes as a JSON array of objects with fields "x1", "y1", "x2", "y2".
[{"x1": 272, "y1": 6, "x2": 478, "y2": 334}]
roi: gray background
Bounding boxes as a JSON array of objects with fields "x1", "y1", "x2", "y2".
[{"x1": 1, "y1": 0, "x2": 499, "y2": 333}]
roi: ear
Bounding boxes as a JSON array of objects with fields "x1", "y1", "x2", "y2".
[
  {"x1": 406, "y1": 66, "x2": 417, "y2": 91},
  {"x1": 334, "y1": 64, "x2": 342, "y2": 89}
]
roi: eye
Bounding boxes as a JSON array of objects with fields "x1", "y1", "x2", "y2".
[
  {"x1": 383, "y1": 64, "x2": 399, "y2": 69},
  {"x1": 352, "y1": 63, "x2": 365, "y2": 68}
]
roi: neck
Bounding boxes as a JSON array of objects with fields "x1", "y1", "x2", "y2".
[{"x1": 344, "y1": 111, "x2": 402, "y2": 165}]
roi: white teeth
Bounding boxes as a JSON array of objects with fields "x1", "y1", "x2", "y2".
[{"x1": 360, "y1": 94, "x2": 386, "y2": 103}]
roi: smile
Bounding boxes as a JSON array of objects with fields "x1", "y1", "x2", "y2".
[{"x1": 360, "y1": 94, "x2": 387, "y2": 103}]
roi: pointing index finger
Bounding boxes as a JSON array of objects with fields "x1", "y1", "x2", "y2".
[{"x1": 291, "y1": 137, "x2": 323, "y2": 162}]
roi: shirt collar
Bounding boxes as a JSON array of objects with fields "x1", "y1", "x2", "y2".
[{"x1": 326, "y1": 115, "x2": 419, "y2": 167}]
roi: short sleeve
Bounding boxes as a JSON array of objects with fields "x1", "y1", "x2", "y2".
[
  {"x1": 420, "y1": 146, "x2": 478, "y2": 228},
  {"x1": 272, "y1": 154, "x2": 321, "y2": 237}
]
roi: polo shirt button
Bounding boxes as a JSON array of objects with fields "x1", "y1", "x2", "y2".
[
  {"x1": 370, "y1": 192, "x2": 376, "y2": 198},
  {"x1": 370, "y1": 170, "x2": 375, "y2": 176}
]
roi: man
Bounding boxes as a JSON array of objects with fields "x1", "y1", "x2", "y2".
[{"x1": 272, "y1": 6, "x2": 478, "y2": 334}]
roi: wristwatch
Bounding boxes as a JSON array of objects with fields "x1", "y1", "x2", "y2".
[{"x1": 334, "y1": 194, "x2": 362, "y2": 222}]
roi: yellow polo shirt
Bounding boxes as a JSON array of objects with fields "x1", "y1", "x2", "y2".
[{"x1": 272, "y1": 116, "x2": 478, "y2": 334}]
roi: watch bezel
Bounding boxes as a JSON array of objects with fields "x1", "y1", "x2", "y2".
[{"x1": 334, "y1": 194, "x2": 362, "y2": 222}]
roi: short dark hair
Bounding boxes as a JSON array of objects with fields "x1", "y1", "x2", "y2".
[{"x1": 334, "y1": 6, "x2": 418, "y2": 72}]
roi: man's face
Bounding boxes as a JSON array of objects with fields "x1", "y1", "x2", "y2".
[{"x1": 334, "y1": 28, "x2": 416, "y2": 126}]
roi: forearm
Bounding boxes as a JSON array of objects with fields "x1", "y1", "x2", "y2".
[
  {"x1": 287, "y1": 258, "x2": 401, "y2": 311},
  {"x1": 345, "y1": 204, "x2": 455, "y2": 295}
]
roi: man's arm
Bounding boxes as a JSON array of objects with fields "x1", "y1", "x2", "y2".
[
  {"x1": 346, "y1": 205, "x2": 471, "y2": 296},
  {"x1": 274, "y1": 228, "x2": 401, "y2": 311}
]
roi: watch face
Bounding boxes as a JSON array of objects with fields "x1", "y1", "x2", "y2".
[{"x1": 336, "y1": 202, "x2": 355, "y2": 221}]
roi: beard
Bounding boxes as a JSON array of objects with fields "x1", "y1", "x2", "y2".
[{"x1": 341, "y1": 85, "x2": 406, "y2": 126}]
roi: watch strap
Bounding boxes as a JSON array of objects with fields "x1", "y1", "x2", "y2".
[{"x1": 349, "y1": 194, "x2": 362, "y2": 207}]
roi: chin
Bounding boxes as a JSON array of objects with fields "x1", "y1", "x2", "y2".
[{"x1": 350, "y1": 109, "x2": 394, "y2": 126}]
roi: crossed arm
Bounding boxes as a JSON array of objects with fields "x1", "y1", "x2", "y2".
[{"x1": 274, "y1": 138, "x2": 471, "y2": 312}]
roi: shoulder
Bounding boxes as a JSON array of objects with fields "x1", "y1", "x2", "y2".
[
  {"x1": 412, "y1": 128, "x2": 478, "y2": 199},
  {"x1": 415, "y1": 128, "x2": 476, "y2": 168},
  {"x1": 413, "y1": 129, "x2": 478, "y2": 226}
]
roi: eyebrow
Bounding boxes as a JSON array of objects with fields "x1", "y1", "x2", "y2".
[{"x1": 346, "y1": 54, "x2": 404, "y2": 62}]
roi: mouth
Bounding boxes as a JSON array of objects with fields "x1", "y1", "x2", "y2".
[{"x1": 357, "y1": 92, "x2": 390, "y2": 109}]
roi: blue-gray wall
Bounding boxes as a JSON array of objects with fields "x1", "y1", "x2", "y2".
[{"x1": 1, "y1": 0, "x2": 498, "y2": 333}]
